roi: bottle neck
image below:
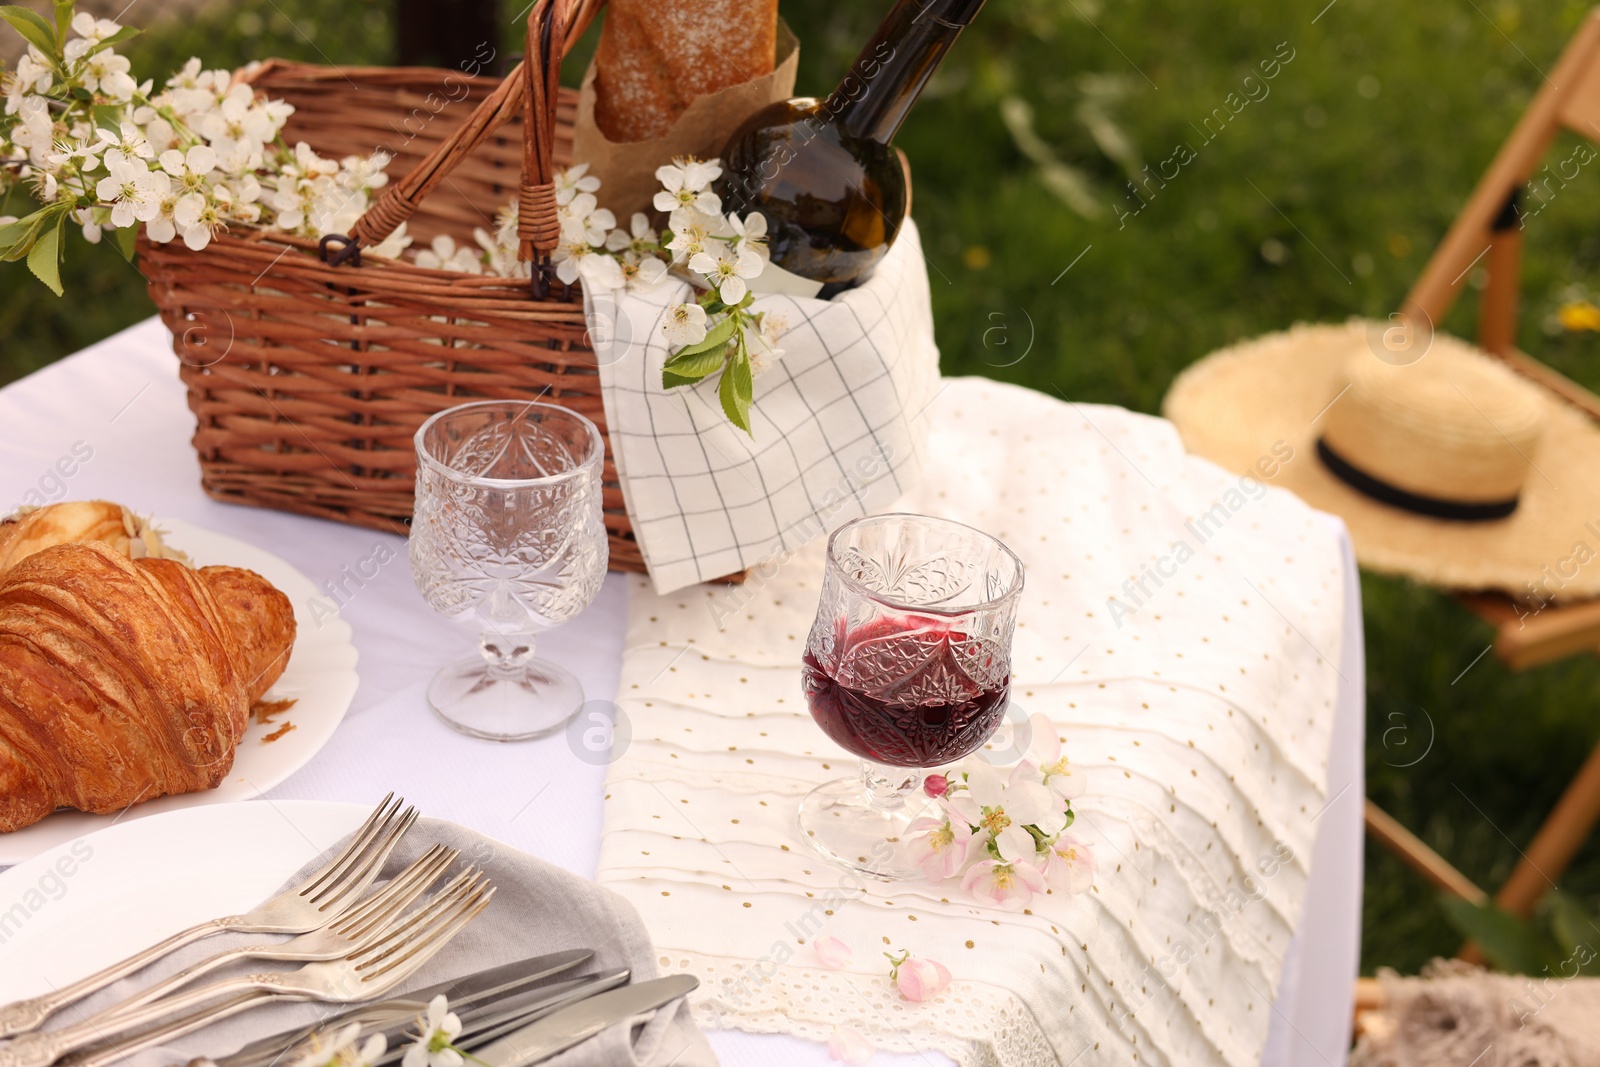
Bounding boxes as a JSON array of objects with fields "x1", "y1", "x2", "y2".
[{"x1": 823, "y1": 0, "x2": 985, "y2": 146}]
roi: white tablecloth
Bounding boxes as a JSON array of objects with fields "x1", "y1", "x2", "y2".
[{"x1": 0, "y1": 319, "x2": 1363, "y2": 1066}]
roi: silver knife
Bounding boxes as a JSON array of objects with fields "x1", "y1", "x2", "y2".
[
  {"x1": 370, "y1": 970, "x2": 632, "y2": 1065},
  {"x1": 218, "y1": 950, "x2": 594, "y2": 1067},
  {"x1": 472, "y1": 976, "x2": 700, "y2": 1067},
  {"x1": 453, "y1": 971, "x2": 630, "y2": 1049}
]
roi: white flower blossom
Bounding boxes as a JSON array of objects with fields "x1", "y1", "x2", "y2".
[
  {"x1": 158, "y1": 144, "x2": 217, "y2": 194},
  {"x1": 197, "y1": 84, "x2": 278, "y2": 169},
  {"x1": 665, "y1": 209, "x2": 720, "y2": 262},
  {"x1": 288, "y1": 1024, "x2": 386, "y2": 1067},
  {"x1": 82, "y1": 50, "x2": 137, "y2": 101},
  {"x1": 605, "y1": 211, "x2": 657, "y2": 255},
  {"x1": 73, "y1": 208, "x2": 103, "y2": 245},
  {"x1": 415, "y1": 234, "x2": 483, "y2": 273},
  {"x1": 96, "y1": 156, "x2": 169, "y2": 227},
  {"x1": 173, "y1": 190, "x2": 223, "y2": 249},
  {"x1": 96, "y1": 121, "x2": 154, "y2": 165},
  {"x1": 556, "y1": 191, "x2": 614, "y2": 247},
  {"x1": 552, "y1": 162, "x2": 600, "y2": 206},
  {"x1": 402, "y1": 996, "x2": 463, "y2": 1067},
  {"x1": 472, "y1": 223, "x2": 525, "y2": 278},
  {"x1": 338, "y1": 152, "x2": 390, "y2": 193},
  {"x1": 145, "y1": 192, "x2": 180, "y2": 243},
  {"x1": 7, "y1": 49, "x2": 54, "y2": 115},
  {"x1": 368, "y1": 221, "x2": 414, "y2": 260},
  {"x1": 689, "y1": 244, "x2": 763, "y2": 304},
  {"x1": 727, "y1": 211, "x2": 768, "y2": 258},
  {"x1": 662, "y1": 302, "x2": 708, "y2": 346},
  {"x1": 141, "y1": 115, "x2": 178, "y2": 155},
  {"x1": 620, "y1": 250, "x2": 668, "y2": 291},
  {"x1": 215, "y1": 175, "x2": 262, "y2": 223},
  {"x1": 576, "y1": 249, "x2": 624, "y2": 290},
  {"x1": 551, "y1": 236, "x2": 596, "y2": 285},
  {"x1": 66, "y1": 13, "x2": 122, "y2": 62},
  {"x1": 652, "y1": 157, "x2": 721, "y2": 216},
  {"x1": 748, "y1": 311, "x2": 787, "y2": 376},
  {"x1": 10, "y1": 96, "x2": 56, "y2": 166}
]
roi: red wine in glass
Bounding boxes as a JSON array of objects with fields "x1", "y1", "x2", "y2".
[
  {"x1": 798, "y1": 513, "x2": 1024, "y2": 880},
  {"x1": 802, "y1": 616, "x2": 1011, "y2": 768}
]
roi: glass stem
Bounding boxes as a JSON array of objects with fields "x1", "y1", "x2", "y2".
[
  {"x1": 858, "y1": 760, "x2": 923, "y2": 813},
  {"x1": 480, "y1": 631, "x2": 535, "y2": 680}
]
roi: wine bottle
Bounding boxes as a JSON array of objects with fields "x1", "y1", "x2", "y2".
[{"x1": 715, "y1": 0, "x2": 986, "y2": 297}]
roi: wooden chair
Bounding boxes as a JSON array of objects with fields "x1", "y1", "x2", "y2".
[{"x1": 1364, "y1": 7, "x2": 1600, "y2": 933}]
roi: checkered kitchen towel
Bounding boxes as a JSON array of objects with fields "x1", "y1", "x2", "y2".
[{"x1": 587, "y1": 219, "x2": 939, "y2": 594}]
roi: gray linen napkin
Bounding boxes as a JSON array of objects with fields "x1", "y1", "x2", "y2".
[{"x1": 46, "y1": 817, "x2": 716, "y2": 1067}]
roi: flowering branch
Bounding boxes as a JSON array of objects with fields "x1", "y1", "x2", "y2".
[
  {"x1": 907, "y1": 712, "x2": 1097, "y2": 908},
  {"x1": 0, "y1": 1, "x2": 404, "y2": 293},
  {"x1": 1, "y1": 5, "x2": 787, "y2": 434},
  {"x1": 538, "y1": 156, "x2": 787, "y2": 436}
]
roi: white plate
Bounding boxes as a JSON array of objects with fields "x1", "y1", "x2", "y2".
[
  {"x1": 0, "y1": 800, "x2": 366, "y2": 1001},
  {"x1": 0, "y1": 519, "x2": 361, "y2": 864}
]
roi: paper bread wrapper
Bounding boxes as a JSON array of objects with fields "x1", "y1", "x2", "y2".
[{"x1": 572, "y1": 23, "x2": 799, "y2": 220}]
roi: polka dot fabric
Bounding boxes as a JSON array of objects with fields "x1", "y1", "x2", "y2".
[{"x1": 597, "y1": 378, "x2": 1348, "y2": 1067}]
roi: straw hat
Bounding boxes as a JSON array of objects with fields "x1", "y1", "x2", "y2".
[{"x1": 1163, "y1": 320, "x2": 1600, "y2": 602}]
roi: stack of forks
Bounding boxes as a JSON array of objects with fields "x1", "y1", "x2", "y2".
[{"x1": 0, "y1": 796, "x2": 494, "y2": 1067}]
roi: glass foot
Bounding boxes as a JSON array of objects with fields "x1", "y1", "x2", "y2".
[
  {"x1": 427, "y1": 653, "x2": 584, "y2": 742},
  {"x1": 797, "y1": 772, "x2": 936, "y2": 881}
]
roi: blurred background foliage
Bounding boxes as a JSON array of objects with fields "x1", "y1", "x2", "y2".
[{"x1": 6, "y1": 0, "x2": 1600, "y2": 977}]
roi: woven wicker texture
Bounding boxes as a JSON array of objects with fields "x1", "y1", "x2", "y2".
[{"x1": 142, "y1": 0, "x2": 658, "y2": 572}]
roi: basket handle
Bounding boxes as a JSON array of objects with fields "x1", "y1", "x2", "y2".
[{"x1": 344, "y1": 0, "x2": 602, "y2": 260}]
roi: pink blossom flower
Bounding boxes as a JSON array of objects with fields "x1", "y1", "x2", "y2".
[
  {"x1": 1042, "y1": 832, "x2": 1096, "y2": 894},
  {"x1": 894, "y1": 957, "x2": 952, "y2": 1002},
  {"x1": 951, "y1": 759, "x2": 1064, "y2": 837},
  {"x1": 813, "y1": 935, "x2": 852, "y2": 969},
  {"x1": 906, "y1": 815, "x2": 972, "y2": 882},
  {"x1": 923, "y1": 773, "x2": 948, "y2": 798},
  {"x1": 827, "y1": 1025, "x2": 873, "y2": 1065},
  {"x1": 962, "y1": 858, "x2": 1046, "y2": 909}
]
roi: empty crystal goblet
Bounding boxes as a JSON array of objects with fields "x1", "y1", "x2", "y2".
[{"x1": 409, "y1": 401, "x2": 608, "y2": 740}]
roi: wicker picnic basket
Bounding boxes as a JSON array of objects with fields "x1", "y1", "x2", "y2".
[{"x1": 135, "y1": 0, "x2": 660, "y2": 568}]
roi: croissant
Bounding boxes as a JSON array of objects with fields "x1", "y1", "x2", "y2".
[
  {"x1": 0, "y1": 541, "x2": 297, "y2": 833},
  {"x1": 0, "y1": 500, "x2": 185, "y2": 576}
]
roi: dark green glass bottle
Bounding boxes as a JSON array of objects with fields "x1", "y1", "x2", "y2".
[{"x1": 715, "y1": 0, "x2": 987, "y2": 297}]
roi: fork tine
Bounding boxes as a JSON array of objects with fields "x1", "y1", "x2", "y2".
[
  {"x1": 296, "y1": 794, "x2": 400, "y2": 900},
  {"x1": 310, "y1": 805, "x2": 419, "y2": 914},
  {"x1": 329, "y1": 846, "x2": 459, "y2": 944},
  {"x1": 359, "y1": 884, "x2": 495, "y2": 986},
  {"x1": 303, "y1": 799, "x2": 411, "y2": 906},
  {"x1": 352, "y1": 869, "x2": 487, "y2": 971}
]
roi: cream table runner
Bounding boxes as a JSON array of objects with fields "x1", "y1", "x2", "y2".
[{"x1": 598, "y1": 377, "x2": 1348, "y2": 1066}]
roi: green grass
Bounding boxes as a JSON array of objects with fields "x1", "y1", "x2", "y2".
[{"x1": 7, "y1": 0, "x2": 1600, "y2": 977}]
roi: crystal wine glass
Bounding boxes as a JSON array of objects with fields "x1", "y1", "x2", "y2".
[
  {"x1": 409, "y1": 400, "x2": 608, "y2": 741},
  {"x1": 799, "y1": 513, "x2": 1025, "y2": 879}
]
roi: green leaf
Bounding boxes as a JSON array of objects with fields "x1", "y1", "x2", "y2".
[
  {"x1": 70, "y1": 85, "x2": 91, "y2": 100},
  {"x1": 668, "y1": 314, "x2": 738, "y2": 361},
  {"x1": 92, "y1": 103, "x2": 123, "y2": 134},
  {"x1": 0, "y1": 6, "x2": 61, "y2": 59},
  {"x1": 52, "y1": 0, "x2": 71, "y2": 41},
  {"x1": 111, "y1": 221, "x2": 137, "y2": 261},
  {"x1": 90, "y1": 24, "x2": 139, "y2": 51},
  {"x1": 661, "y1": 368, "x2": 702, "y2": 390},
  {"x1": 661, "y1": 344, "x2": 729, "y2": 385},
  {"x1": 1544, "y1": 890, "x2": 1600, "y2": 971},
  {"x1": 1439, "y1": 896, "x2": 1561, "y2": 975},
  {"x1": 26, "y1": 212, "x2": 65, "y2": 296},
  {"x1": 718, "y1": 341, "x2": 754, "y2": 436},
  {"x1": 0, "y1": 207, "x2": 55, "y2": 263}
]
